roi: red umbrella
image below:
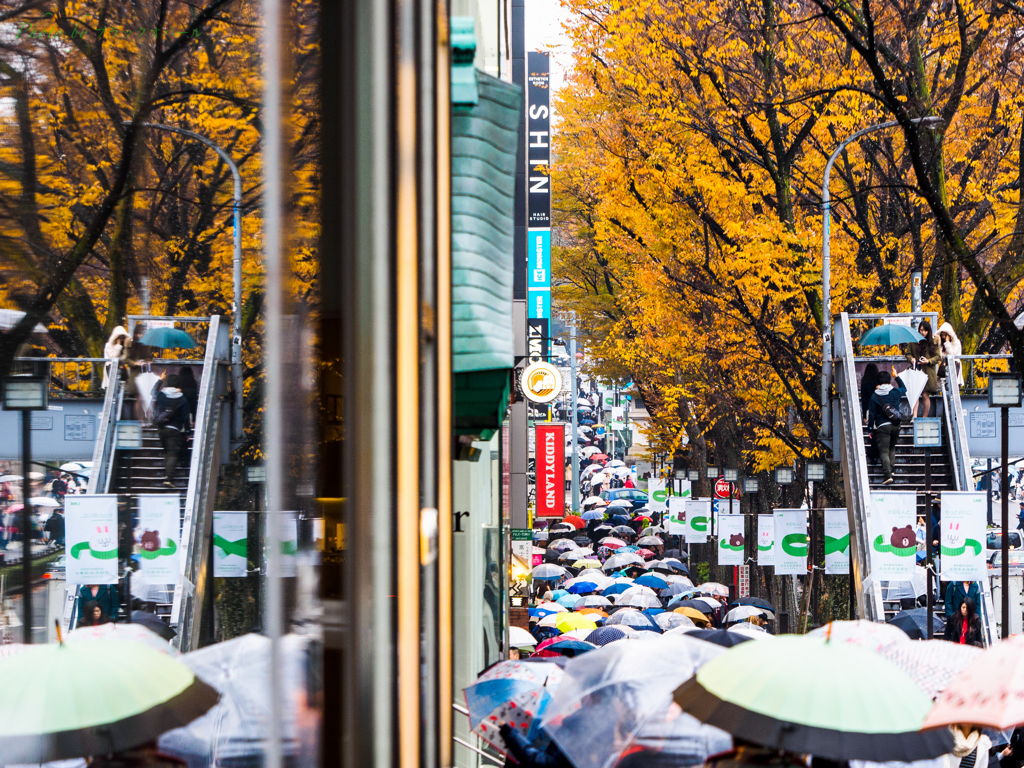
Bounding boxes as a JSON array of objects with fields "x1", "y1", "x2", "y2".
[
  {"x1": 637, "y1": 548, "x2": 657, "y2": 561},
  {"x1": 590, "y1": 454, "x2": 609, "y2": 462},
  {"x1": 562, "y1": 515, "x2": 585, "y2": 529}
]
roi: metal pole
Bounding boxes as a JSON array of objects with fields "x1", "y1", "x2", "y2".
[
  {"x1": 129, "y1": 121, "x2": 245, "y2": 443},
  {"x1": 820, "y1": 116, "x2": 943, "y2": 446},
  {"x1": 925, "y1": 448, "x2": 933, "y2": 639},
  {"x1": 1002, "y1": 406, "x2": 1010, "y2": 638},
  {"x1": 570, "y1": 323, "x2": 580, "y2": 512},
  {"x1": 20, "y1": 412, "x2": 31, "y2": 644},
  {"x1": 988, "y1": 457, "x2": 994, "y2": 525}
]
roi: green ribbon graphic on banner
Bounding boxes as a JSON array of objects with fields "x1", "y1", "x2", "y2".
[
  {"x1": 941, "y1": 539, "x2": 983, "y2": 557},
  {"x1": 690, "y1": 516, "x2": 708, "y2": 532},
  {"x1": 781, "y1": 533, "x2": 807, "y2": 557},
  {"x1": 70, "y1": 543, "x2": 118, "y2": 560},
  {"x1": 214, "y1": 534, "x2": 247, "y2": 558},
  {"x1": 719, "y1": 540, "x2": 744, "y2": 551},
  {"x1": 872, "y1": 535, "x2": 916, "y2": 557},
  {"x1": 137, "y1": 539, "x2": 177, "y2": 560},
  {"x1": 281, "y1": 540, "x2": 297, "y2": 556},
  {"x1": 825, "y1": 534, "x2": 850, "y2": 554},
  {"x1": 757, "y1": 542, "x2": 774, "y2": 551}
]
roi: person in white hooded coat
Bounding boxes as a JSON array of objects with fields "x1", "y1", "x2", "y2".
[
  {"x1": 101, "y1": 326, "x2": 131, "y2": 389},
  {"x1": 938, "y1": 321, "x2": 964, "y2": 387}
]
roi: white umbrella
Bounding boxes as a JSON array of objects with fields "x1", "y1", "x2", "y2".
[
  {"x1": 607, "y1": 499, "x2": 631, "y2": 508},
  {"x1": 59, "y1": 462, "x2": 84, "y2": 472},
  {"x1": 560, "y1": 628, "x2": 596, "y2": 641},
  {"x1": 606, "y1": 460, "x2": 625, "y2": 468},
  {"x1": 620, "y1": 585, "x2": 657, "y2": 598},
  {"x1": 28, "y1": 497, "x2": 59, "y2": 508},
  {"x1": 727, "y1": 623, "x2": 773, "y2": 639},
  {"x1": 612, "y1": 467, "x2": 631, "y2": 477},
  {"x1": 694, "y1": 596, "x2": 722, "y2": 609},
  {"x1": 509, "y1": 626, "x2": 537, "y2": 648},
  {"x1": 581, "y1": 446, "x2": 601, "y2": 457},
  {"x1": 0, "y1": 475, "x2": 21, "y2": 483},
  {"x1": 724, "y1": 605, "x2": 765, "y2": 624},
  {"x1": 898, "y1": 367, "x2": 929, "y2": 419},
  {"x1": 582, "y1": 466, "x2": 602, "y2": 476}
]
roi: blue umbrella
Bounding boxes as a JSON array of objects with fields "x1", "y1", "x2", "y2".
[
  {"x1": 556, "y1": 595, "x2": 582, "y2": 608},
  {"x1": 549, "y1": 589, "x2": 569, "y2": 600},
  {"x1": 529, "y1": 607, "x2": 561, "y2": 618},
  {"x1": 635, "y1": 574, "x2": 669, "y2": 590},
  {"x1": 601, "y1": 583, "x2": 632, "y2": 597},
  {"x1": 585, "y1": 626, "x2": 627, "y2": 646},
  {"x1": 139, "y1": 327, "x2": 198, "y2": 349},
  {"x1": 464, "y1": 660, "x2": 562, "y2": 750},
  {"x1": 859, "y1": 324, "x2": 924, "y2": 347},
  {"x1": 668, "y1": 591, "x2": 702, "y2": 608},
  {"x1": 567, "y1": 581, "x2": 598, "y2": 595},
  {"x1": 642, "y1": 608, "x2": 666, "y2": 618},
  {"x1": 532, "y1": 564, "x2": 566, "y2": 581},
  {"x1": 581, "y1": 510, "x2": 605, "y2": 520}
]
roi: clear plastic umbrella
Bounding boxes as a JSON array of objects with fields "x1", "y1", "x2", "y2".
[
  {"x1": 159, "y1": 634, "x2": 314, "y2": 767},
  {"x1": 541, "y1": 634, "x2": 731, "y2": 768},
  {"x1": 898, "y1": 368, "x2": 929, "y2": 418}
]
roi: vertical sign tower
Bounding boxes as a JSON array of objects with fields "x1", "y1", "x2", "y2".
[{"x1": 526, "y1": 51, "x2": 551, "y2": 365}]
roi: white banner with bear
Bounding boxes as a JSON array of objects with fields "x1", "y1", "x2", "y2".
[
  {"x1": 868, "y1": 491, "x2": 918, "y2": 581},
  {"x1": 717, "y1": 515, "x2": 745, "y2": 566},
  {"x1": 136, "y1": 494, "x2": 182, "y2": 584}
]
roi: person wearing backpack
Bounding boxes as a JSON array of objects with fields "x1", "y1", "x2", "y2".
[
  {"x1": 151, "y1": 373, "x2": 191, "y2": 488},
  {"x1": 867, "y1": 370, "x2": 907, "y2": 484}
]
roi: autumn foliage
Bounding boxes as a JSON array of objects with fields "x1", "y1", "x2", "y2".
[{"x1": 554, "y1": 0, "x2": 1024, "y2": 472}]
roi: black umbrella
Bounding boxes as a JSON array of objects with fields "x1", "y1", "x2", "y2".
[
  {"x1": 663, "y1": 548, "x2": 688, "y2": 561},
  {"x1": 727, "y1": 596, "x2": 775, "y2": 615},
  {"x1": 131, "y1": 610, "x2": 178, "y2": 641},
  {"x1": 886, "y1": 607, "x2": 944, "y2": 640},
  {"x1": 685, "y1": 628, "x2": 752, "y2": 648}
]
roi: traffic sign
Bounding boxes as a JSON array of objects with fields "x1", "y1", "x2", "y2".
[{"x1": 714, "y1": 478, "x2": 731, "y2": 499}]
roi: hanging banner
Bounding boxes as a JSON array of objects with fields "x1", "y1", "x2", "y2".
[
  {"x1": 773, "y1": 509, "x2": 807, "y2": 576},
  {"x1": 213, "y1": 511, "x2": 249, "y2": 578},
  {"x1": 869, "y1": 491, "x2": 917, "y2": 581},
  {"x1": 685, "y1": 499, "x2": 711, "y2": 544},
  {"x1": 757, "y1": 515, "x2": 776, "y2": 566},
  {"x1": 602, "y1": 391, "x2": 615, "y2": 410},
  {"x1": 535, "y1": 423, "x2": 566, "y2": 517},
  {"x1": 824, "y1": 508, "x2": 850, "y2": 575},
  {"x1": 940, "y1": 492, "x2": 987, "y2": 581},
  {"x1": 648, "y1": 478, "x2": 668, "y2": 513},
  {"x1": 511, "y1": 528, "x2": 532, "y2": 572},
  {"x1": 279, "y1": 511, "x2": 298, "y2": 578},
  {"x1": 712, "y1": 497, "x2": 737, "y2": 537},
  {"x1": 675, "y1": 479, "x2": 692, "y2": 502},
  {"x1": 65, "y1": 494, "x2": 119, "y2": 585},
  {"x1": 718, "y1": 515, "x2": 745, "y2": 566},
  {"x1": 135, "y1": 495, "x2": 181, "y2": 584},
  {"x1": 666, "y1": 496, "x2": 687, "y2": 534}
]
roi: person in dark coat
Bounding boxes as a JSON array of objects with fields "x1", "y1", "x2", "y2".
[
  {"x1": 945, "y1": 581, "x2": 982, "y2": 621},
  {"x1": 499, "y1": 724, "x2": 572, "y2": 768},
  {"x1": 867, "y1": 370, "x2": 907, "y2": 484},
  {"x1": 943, "y1": 595, "x2": 983, "y2": 646},
  {"x1": 151, "y1": 373, "x2": 191, "y2": 487},
  {"x1": 78, "y1": 600, "x2": 112, "y2": 627},
  {"x1": 43, "y1": 508, "x2": 65, "y2": 546},
  {"x1": 78, "y1": 584, "x2": 119, "y2": 623},
  {"x1": 906, "y1": 320, "x2": 942, "y2": 417},
  {"x1": 177, "y1": 365, "x2": 199, "y2": 425},
  {"x1": 860, "y1": 362, "x2": 880, "y2": 421}
]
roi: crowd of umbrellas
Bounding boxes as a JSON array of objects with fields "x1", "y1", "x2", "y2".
[{"x1": 467, "y1": 615, "x2": 1024, "y2": 768}]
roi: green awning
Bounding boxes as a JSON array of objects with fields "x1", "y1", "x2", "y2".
[
  {"x1": 451, "y1": 68, "x2": 521, "y2": 438},
  {"x1": 455, "y1": 369, "x2": 510, "y2": 440}
]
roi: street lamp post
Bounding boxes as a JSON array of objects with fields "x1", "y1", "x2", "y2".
[
  {"x1": 3, "y1": 375, "x2": 48, "y2": 644},
  {"x1": 129, "y1": 121, "x2": 244, "y2": 444},
  {"x1": 989, "y1": 373, "x2": 1021, "y2": 638},
  {"x1": 820, "y1": 117, "x2": 943, "y2": 446},
  {"x1": 569, "y1": 322, "x2": 580, "y2": 513},
  {"x1": 914, "y1": 418, "x2": 942, "y2": 638}
]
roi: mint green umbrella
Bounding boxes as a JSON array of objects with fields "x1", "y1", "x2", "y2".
[
  {"x1": 674, "y1": 635, "x2": 953, "y2": 761},
  {"x1": 0, "y1": 637, "x2": 218, "y2": 762}
]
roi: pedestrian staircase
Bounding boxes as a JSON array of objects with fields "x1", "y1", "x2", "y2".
[
  {"x1": 71, "y1": 315, "x2": 231, "y2": 650},
  {"x1": 833, "y1": 311, "x2": 996, "y2": 643}
]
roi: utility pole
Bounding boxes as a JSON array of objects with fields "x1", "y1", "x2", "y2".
[{"x1": 570, "y1": 321, "x2": 580, "y2": 512}]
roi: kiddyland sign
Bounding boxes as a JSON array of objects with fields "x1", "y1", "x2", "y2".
[{"x1": 535, "y1": 423, "x2": 565, "y2": 518}]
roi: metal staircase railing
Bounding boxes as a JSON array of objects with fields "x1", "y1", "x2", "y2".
[
  {"x1": 833, "y1": 312, "x2": 886, "y2": 621},
  {"x1": 87, "y1": 360, "x2": 124, "y2": 495},
  {"x1": 171, "y1": 315, "x2": 230, "y2": 650}
]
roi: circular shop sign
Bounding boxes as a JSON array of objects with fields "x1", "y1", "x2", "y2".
[
  {"x1": 714, "y1": 478, "x2": 732, "y2": 499},
  {"x1": 521, "y1": 362, "x2": 563, "y2": 404}
]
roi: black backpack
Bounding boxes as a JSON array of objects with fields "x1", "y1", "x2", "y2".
[{"x1": 881, "y1": 396, "x2": 912, "y2": 426}]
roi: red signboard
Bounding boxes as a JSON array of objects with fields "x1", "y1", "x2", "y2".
[
  {"x1": 714, "y1": 478, "x2": 732, "y2": 499},
  {"x1": 535, "y1": 424, "x2": 565, "y2": 518}
]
